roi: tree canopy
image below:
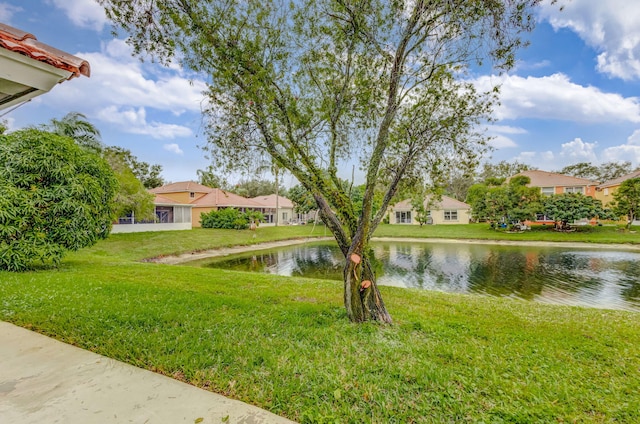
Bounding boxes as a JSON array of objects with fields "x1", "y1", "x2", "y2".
[
  {"x1": 44, "y1": 113, "x2": 161, "y2": 219},
  {"x1": 468, "y1": 176, "x2": 541, "y2": 227},
  {"x1": 611, "y1": 178, "x2": 640, "y2": 229},
  {"x1": 559, "y1": 161, "x2": 636, "y2": 182},
  {"x1": 0, "y1": 129, "x2": 117, "y2": 271},
  {"x1": 100, "y1": 0, "x2": 547, "y2": 323},
  {"x1": 231, "y1": 178, "x2": 285, "y2": 198},
  {"x1": 543, "y1": 193, "x2": 608, "y2": 228}
]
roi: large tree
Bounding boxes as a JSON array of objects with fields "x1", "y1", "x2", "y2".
[
  {"x1": 611, "y1": 178, "x2": 640, "y2": 229},
  {"x1": 479, "y1": 160, "x2": 533, "y2": 185},
  {"x1": 471, "y1": 175, "x2": 541, "y2": 227},
  {"x1": 232, "y1": 178, "x2": 285, "y2": 198},
  {"x1": 0, "y1": 129, "x2": 117, "y2": 271},
  {"x1": 101, "y1": 0, "x2": 546, "y2": 323},
  {"x1": 104, "y1": 146, "x2": 165, "y2": 189},
  {"x1": 543, "y1": 193, "x2": 608, "y2": 229},
  {"x1": 45, "y1": 113, "x2": 159, "y2": 217},
  {"x1": 559, "y1": 161, "x2": 635, "y2": 182}
]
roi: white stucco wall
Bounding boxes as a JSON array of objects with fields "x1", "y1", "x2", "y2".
[{"x1": 111, "y1": 223, "x2": 192, "y2": 234}]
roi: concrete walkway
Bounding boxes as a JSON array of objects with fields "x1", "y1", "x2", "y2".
[{"x1": 0, "y1": 322, "x2": 296, "y2": 424}]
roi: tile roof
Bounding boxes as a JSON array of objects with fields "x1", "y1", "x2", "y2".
[
  {"x1": 251, "y1": 194, "x2": 294, "y2": 208},
  {"x1": 513, "y1": 170, "x2": 598, "y2": 187},
  {"x1": 0, "y1": 23, "x2": 90, "y2": 78},
  {"x1": 597, "y1": 170, "x2": 640, "y2": 189},
  {"x1": 394, "y1": 195, "x2": 470, "y2": 210},
  {"x1": 191, "y1": 189, "x2": 265, "y2": 208},
  {"x1": 149, "y1": 181, "x2": 214, "y2": 194},
  {"x1": 153, "y1": 194, "x2": 192, "y2": 206}
]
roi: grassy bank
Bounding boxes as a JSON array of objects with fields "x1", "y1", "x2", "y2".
[
  {"x1": 1, "y1": 226, "x2": 639, "y2": 422},
  {"x1": 374, "y1": 222, "x2": 640, "y2": 245}
]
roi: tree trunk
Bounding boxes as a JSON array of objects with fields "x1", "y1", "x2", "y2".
[{"x1": 343, "y1": 246, "x2": 392, "y2": 323}]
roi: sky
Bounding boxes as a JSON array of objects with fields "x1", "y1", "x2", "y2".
[{"x1": 2, "y1": 0, "x2": 640, "y2": 185}]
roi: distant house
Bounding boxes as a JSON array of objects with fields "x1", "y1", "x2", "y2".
[
  {"x1": 595, "y1": 170, "x2": 640, "y2": 207},
  {"x1": 0, "y1": 23, "x2": 90, "y2": 111},
  {"x1": 190, "y1": 188, "x2": 266, "y2": 227},
  {"x1": 149, "y1": 181, "x2": 273, "y2": 228},
  {"x1": 511, "y1": 170, "x2": 599, "y2": 198},
  {"x1": 390, "y1": 195, "x2": 471, "y2": 225},
  {"x1": 251, "y1": 194, "x2": 294, "y2": 225}
]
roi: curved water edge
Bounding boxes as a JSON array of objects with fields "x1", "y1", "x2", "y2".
[
  {"x1": 170, "y1": 238, "x2": 640, "y2": 312},
  {"x1": 151, "y1": 236, "x2": 640, "y2": 265}
]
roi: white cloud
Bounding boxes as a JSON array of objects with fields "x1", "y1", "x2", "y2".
[
  {"x1": 601, "y1": 130, "x2": 640, "y2": 164},
  {"x1": 628, "y1": 129, "x2": 640, "y2": 146},
  {"x1": 49, "y1": 0, "x2": 108, "y2": 31},
  {"x1": 512, "y1": 59, "x2": 551, "y2": 72},
  {"x1": 0, "y1": 2, "x2": 21, "y2": 23},
  {"x1": 54, "y1": 40, "x2": 208, "y2": 114},
  {"x1": 1, "y1": 117, "x2": 16, "y2": 131},
  {"x1": 163, "y1": 143, "x2": 184, "y2": 155},
  {"x1": 540, "y1": 0, "x2": 640, "y2": 80},
  {"x1": 485, "y1": 125, "x2": 526, "y2": 148},
  {"x1": 559, "y1": 138, "x2": 598, "y2": 162},
  {"x1": 97, "y1": 106, "x2": 193, "y2": 139},
  {"x1": 474, "y1": 73, "x2": 640, "y2": 123},
  {"x1": 37, "y1": 39, "x2": 207, "y2": 138},
  {"x1": 511, "y1": 150, "x2": 556, "y2": 168}
]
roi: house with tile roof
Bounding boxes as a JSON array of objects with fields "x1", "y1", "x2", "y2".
[
  {"x1": 251, "y1": 194, "x2": 295, "y2": 225},
  {"x1": 148, "y1": 181, "x2": 277, "y2": 227},
  {"x1": 0, "y1": 23, "x2": 90, "y2": 111},
  {"x1": 390, "y1": 195, "x2": 471, "y2": 225},
  {"x1": 595, "y1": 170, "x2": 640, "y2": 207},
  {"x1": 511, "y1": 170, "x2": 599, "y2": 198}
]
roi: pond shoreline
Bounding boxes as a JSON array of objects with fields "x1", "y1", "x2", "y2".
[{"x1": 150, "y1": 236, "x2": 640, "y2": 265}]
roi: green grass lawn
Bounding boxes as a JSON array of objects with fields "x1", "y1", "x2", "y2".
[{"x1": 1, "y1": 225, "x2": 639, "y2": 423}]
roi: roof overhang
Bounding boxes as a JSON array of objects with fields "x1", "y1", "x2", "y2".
[{"x1": 0, "y1": 23, "x2": 90, "y2": 111}]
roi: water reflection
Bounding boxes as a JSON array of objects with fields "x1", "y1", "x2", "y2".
[{"x1": 193, "y1": 241, "x2": 640, "y2": 312}]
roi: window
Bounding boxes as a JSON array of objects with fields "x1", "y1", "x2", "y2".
[
  {"x1": 189, "y1": 192, "x2": 195, "y2": 198},
  {"x1": 536, "y1": 213, "x2": 552, "y2": 221},
  {"x1": 604, "y1": 188, "x2": 609, "y2": 196},
  {"x1": 444, "y1": 210, "x2": 458, "y2": 221},
  {"x1": 541, "y1": 187, "x2": 554, "y2": 196},
  {"x1": 564, "y1": 186, "x2": 584, "y2": 194},
  {"x1": 395, "y1": 211, "x2": 412, "y2": 224},
  {"x1": 282, "y1": 212, "x2": 288, "y2": 221}
]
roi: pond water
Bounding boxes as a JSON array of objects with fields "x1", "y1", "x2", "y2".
[{"x1": 190, "y1": 241, "x2": 640, "y2": 312}]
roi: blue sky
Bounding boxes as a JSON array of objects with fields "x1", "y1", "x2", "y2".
[{"x1": 2, "y1": 0, "x2": 640, "y2": 184}]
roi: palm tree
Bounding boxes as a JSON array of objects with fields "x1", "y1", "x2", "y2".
[{"x1": 47, "y1": 112, "x2": 103, "y2": 153}]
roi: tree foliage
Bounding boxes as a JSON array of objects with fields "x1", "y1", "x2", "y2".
[
  {"x1": 0, "y1": 129, "x2": 117, "y2": 271},
  {"x1": 543, "y1": 193, "x2": 608, "y2": 228},
  {"x1": 611, "y1": 178, "x2": 640, "y2": 229},
  {"x1": 105, "y1": 146, "x2": 165, "y2": 189},
  {"x1": 100, "y1": 0, "x2": 546, "y2": 323},
  {"x1": 559, "y1": 161, "x2": 635, "y2": 182},
  {"x1": 197, "y1": 165, "x2": 228, "y2": 189},
  {"x1": 479, "y1": 160, "x2": 533, "y2": 186},
  {"x1": 231, "y1": 178, "x2": 284, "y2": 198},
  {"x1": 469, "y1": 176, "x2": 541, "y2": 227},
  {"x1": 45, "y1": 113, "x2": 161, "y2": 219},
  {"x1": 287, "y1": 184, "x2": 316, "y2": 215},
  {"x1": 46, "y1": 112, "x2": 104, "y2": 153},
  {"x1": 103, "y1": 149, "x2": 155, "y2": 220}
]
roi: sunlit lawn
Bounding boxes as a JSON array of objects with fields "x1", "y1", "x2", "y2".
[{"x1": 1, "y1": 225, "x2": 639, "y2": 422}]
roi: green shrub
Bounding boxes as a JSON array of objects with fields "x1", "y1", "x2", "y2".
[
  {"x1": 200, "y1": 208, "x2": 264, "y2": 229},
  {"x1": 0, "y1": 129, "x2": 117, "y2": 271}
]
